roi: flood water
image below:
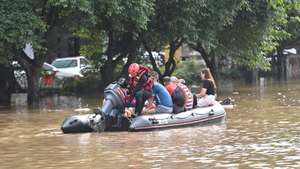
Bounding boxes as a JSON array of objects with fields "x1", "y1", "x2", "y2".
[{"x1": 1, "y1": 79, "x2": 300, "y2": 169}]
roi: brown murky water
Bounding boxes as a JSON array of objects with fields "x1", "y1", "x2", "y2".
[{"x1": 1, "y1": 80, "x2": 300, "y2": 169}]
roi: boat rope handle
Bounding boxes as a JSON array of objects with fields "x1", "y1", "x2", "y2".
[{"x1": 149, "y1": 109, "x2": 214, "y2": 122}]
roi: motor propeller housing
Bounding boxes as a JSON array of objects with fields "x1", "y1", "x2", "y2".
[{"x1": 61, "y1": 82, "x2": 128, "y2": 133}]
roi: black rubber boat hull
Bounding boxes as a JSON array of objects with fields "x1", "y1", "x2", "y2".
[{"x1": 61, "y1": 114, "x2": 94, "y2": 133}]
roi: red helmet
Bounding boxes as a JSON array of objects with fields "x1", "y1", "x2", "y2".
[{"x1": 128, "y1": 63, "x2": 140, "y2": 77}]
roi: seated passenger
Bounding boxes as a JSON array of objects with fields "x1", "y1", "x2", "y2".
[
  {"x1": 177, "y1": 79, "x2": 194, "y2": 111},
  {"x1": 178, "y1": 78, "x2": 186, "y2": 85},
  {"x1": 170, "y1": 77, "x2": 194, "y2": 113},
  {"x1": 163, "y1": 76, "x2": 184, "y2": 113},
  {"x1": 166, "y1": 76, "x2": 185, "y2": 113},
  {"x1": 178, "y1": 78, "x2": 198, "y2": 108},
  {"x1": 143, "y1": 72, "x2": 173, "y2": 114},
  {"x1": 165, "y1": 76, "x2": 177, "y2": 94},
  {"x1": 196, "y1": 68, "x2": 216, "y2": 107}
]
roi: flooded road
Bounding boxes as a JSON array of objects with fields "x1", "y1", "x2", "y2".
[{"x1": 1, "y1": 80, "x2": 300, "y2": 169}]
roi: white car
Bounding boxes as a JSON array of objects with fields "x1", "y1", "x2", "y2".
[{"x1": 45, "y1": 56, "x2": 91, "y2": 79}]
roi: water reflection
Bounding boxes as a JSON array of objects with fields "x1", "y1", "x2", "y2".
[
  {"x1": 1, "y1": 80, "x2": 300, "y2": 168},
  {"x1": 8, "y1": 94, "x2": 102, "y2": 113}
]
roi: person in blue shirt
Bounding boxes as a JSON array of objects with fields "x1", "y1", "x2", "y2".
[{"x1": 143, "y1": 71, "x2": 173, "y2": 114}]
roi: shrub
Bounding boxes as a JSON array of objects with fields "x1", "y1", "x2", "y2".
[{"x1": 61, "y1": 72, "x2": 102, "y2": 94}]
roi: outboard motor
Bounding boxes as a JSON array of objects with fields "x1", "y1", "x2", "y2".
[
  {"x1": 61, "y1": 82, "x2": 127, "y2": 133},
  {"x1": 99, "y1": 83, "x2": 127, "y2": 129}
]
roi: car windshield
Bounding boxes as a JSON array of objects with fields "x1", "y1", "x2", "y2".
[{"x1": 52, "y1": 59, "x2": 77, "y2": 68}]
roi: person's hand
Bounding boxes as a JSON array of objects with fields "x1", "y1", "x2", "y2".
[
  {"x1": 124, "y1": 108, "x2": 134, "y2": 118},
  {"x1": 149, "y1": 103, "x2": 156, "y2": 109}
]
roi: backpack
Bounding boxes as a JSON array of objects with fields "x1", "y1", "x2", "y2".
[{"x1": 171, "y1": 87, "x2": 185, "y2": 107}]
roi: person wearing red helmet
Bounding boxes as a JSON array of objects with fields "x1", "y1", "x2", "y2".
[{"x1": 126, "y1": 63, "x2": 154, "y2": 116}]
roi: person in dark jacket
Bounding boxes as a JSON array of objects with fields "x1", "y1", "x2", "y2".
[{"x1": 126, "y1": 63, "x2": 154, "y2": 116}]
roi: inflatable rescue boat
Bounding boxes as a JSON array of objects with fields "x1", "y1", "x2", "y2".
[{"x1": 61, "y1": 82, "x2": 226, "y2": 133}]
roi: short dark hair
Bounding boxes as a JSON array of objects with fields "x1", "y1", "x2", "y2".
[{"x1": 150, "y1": 71, "x2": 159, "y2": 80}]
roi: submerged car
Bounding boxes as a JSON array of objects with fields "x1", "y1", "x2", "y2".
[{"x1": 50, "y1": 56, "x2": 91, "y2": 79}]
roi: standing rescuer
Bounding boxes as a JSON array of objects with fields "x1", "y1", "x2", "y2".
[{"x1": 126, "y1": 63, "x2": 154, "y2": 116}]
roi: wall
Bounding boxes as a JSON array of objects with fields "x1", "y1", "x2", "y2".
[{"x1": 286, "y1": 54, "x2": 300, "y2": 79}]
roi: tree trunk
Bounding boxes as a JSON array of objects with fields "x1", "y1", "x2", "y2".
[
  {"x1": 26, "y1": 67, "x2": 40, "y2": 105},
  {"x1": 101, "y1": 31, "x2": 141, "y2": 86},
  {"x1": 204, "y1": 54, "x2": 218, "y2": 80},
  {"x1": 162, "y1": 39, "x2": 183, "y2": 77},
  {"x1": 163, "y1": 46, "x2": 176, "y2": 76},
  {"x1": 0, "y1": 65, "x2": 17, "y2": 106},
  {"x1": 277, "y1": 48, "x2": 287, "y2": 80},
  {"x1": 142, "y1": 39, "x2": 162, "y2": 76},
  {"x1": 119, "y1": 35, "x2": 140, "y2": 78},
  {"x1": 192, "y1": 43, "x2": 218, "y2": 81},
  {"x1": 15, "y1": 51, "x2": 42, "y2": 106},
  {"x1": 101, "y1": 59, "x2": 114, "y2": 87},
  {"x1": 271, "y1": 55, "x2": 277, "y2": 79},
  {"x1": 119, "y1": 51, "x2": 137, "y2": 79}
]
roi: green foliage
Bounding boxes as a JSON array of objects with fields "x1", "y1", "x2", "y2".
[
  {"x1": 93, "y1": 0, "x2": 155, "y2": 32},
  {"x1": 0, "y1": 0, "x2": 46, "y2": 62},
  {"x1": 173, "y1": 59, "x2": 204, "y2": 85},
  {"x1": 1, "y1": 0, "x2": 299, "y2": 97},
  {"x1": 185, "y1": 0, "x2": 299, "y2": 72},
  {"x1": 0, "y1": 0, "x2": 94, "y2": 64},
  {"x1": 77, "y1": 0, "x2": 156, "y2": 82},
  {"x1": 77, "y1": 29, "x2": 106, "y2": 69},
  {"x1": 189, "y1": 1, "x2": 273, "y2": 70},
  {"x1": 275, "y1": 0, "x2": 300, "y2": 46},
  {"x1": 188, "y1": 0, "x2": 243, "y2": 48}
]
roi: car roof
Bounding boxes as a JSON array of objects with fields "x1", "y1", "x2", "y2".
[{"x1": 53, "y1": 56, "x2": 87, "y2": 61}]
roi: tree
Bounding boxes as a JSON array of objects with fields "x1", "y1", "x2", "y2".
[
  {"x1": 141, "y1": 0, "x2": 202, "y2": 79},
  {"x1": 187, "y1": 0, "x2": 246, "y2": 79},
  {"x1": 0, "y1": 0, "x2": 45, "y2": 105},
  {"x1": 188, "y1": 0, "x2": 299, "y2": 81},
  {"x1": 82, "y1": 0, "x2": 155, "y2": 86},
  {"x1": 270, "y1": 0, "x2": 300, "y2": 79},
  {"x1": 0, "y1": 0, "x2": 93, "y2": 105}
]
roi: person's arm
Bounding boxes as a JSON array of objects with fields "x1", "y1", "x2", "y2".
[
  {"x1": 118, "y1": 77, "x2": 128, "y2": 88},
  {"x1": 196, "y1": 80, "x2": 208, "y2": 97},
  {"x1": 142, "y1": 96, "x2": 156, "y2": 114},
  {"x1": 133, "y1": 73, "x2": 148, "y2": 93},
  {"x1": 145, "y1": 96, "x2": 154, "y2": 107},
  {"x1": 196, "y1": 88, "x2": 207, "y2": 97}
]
